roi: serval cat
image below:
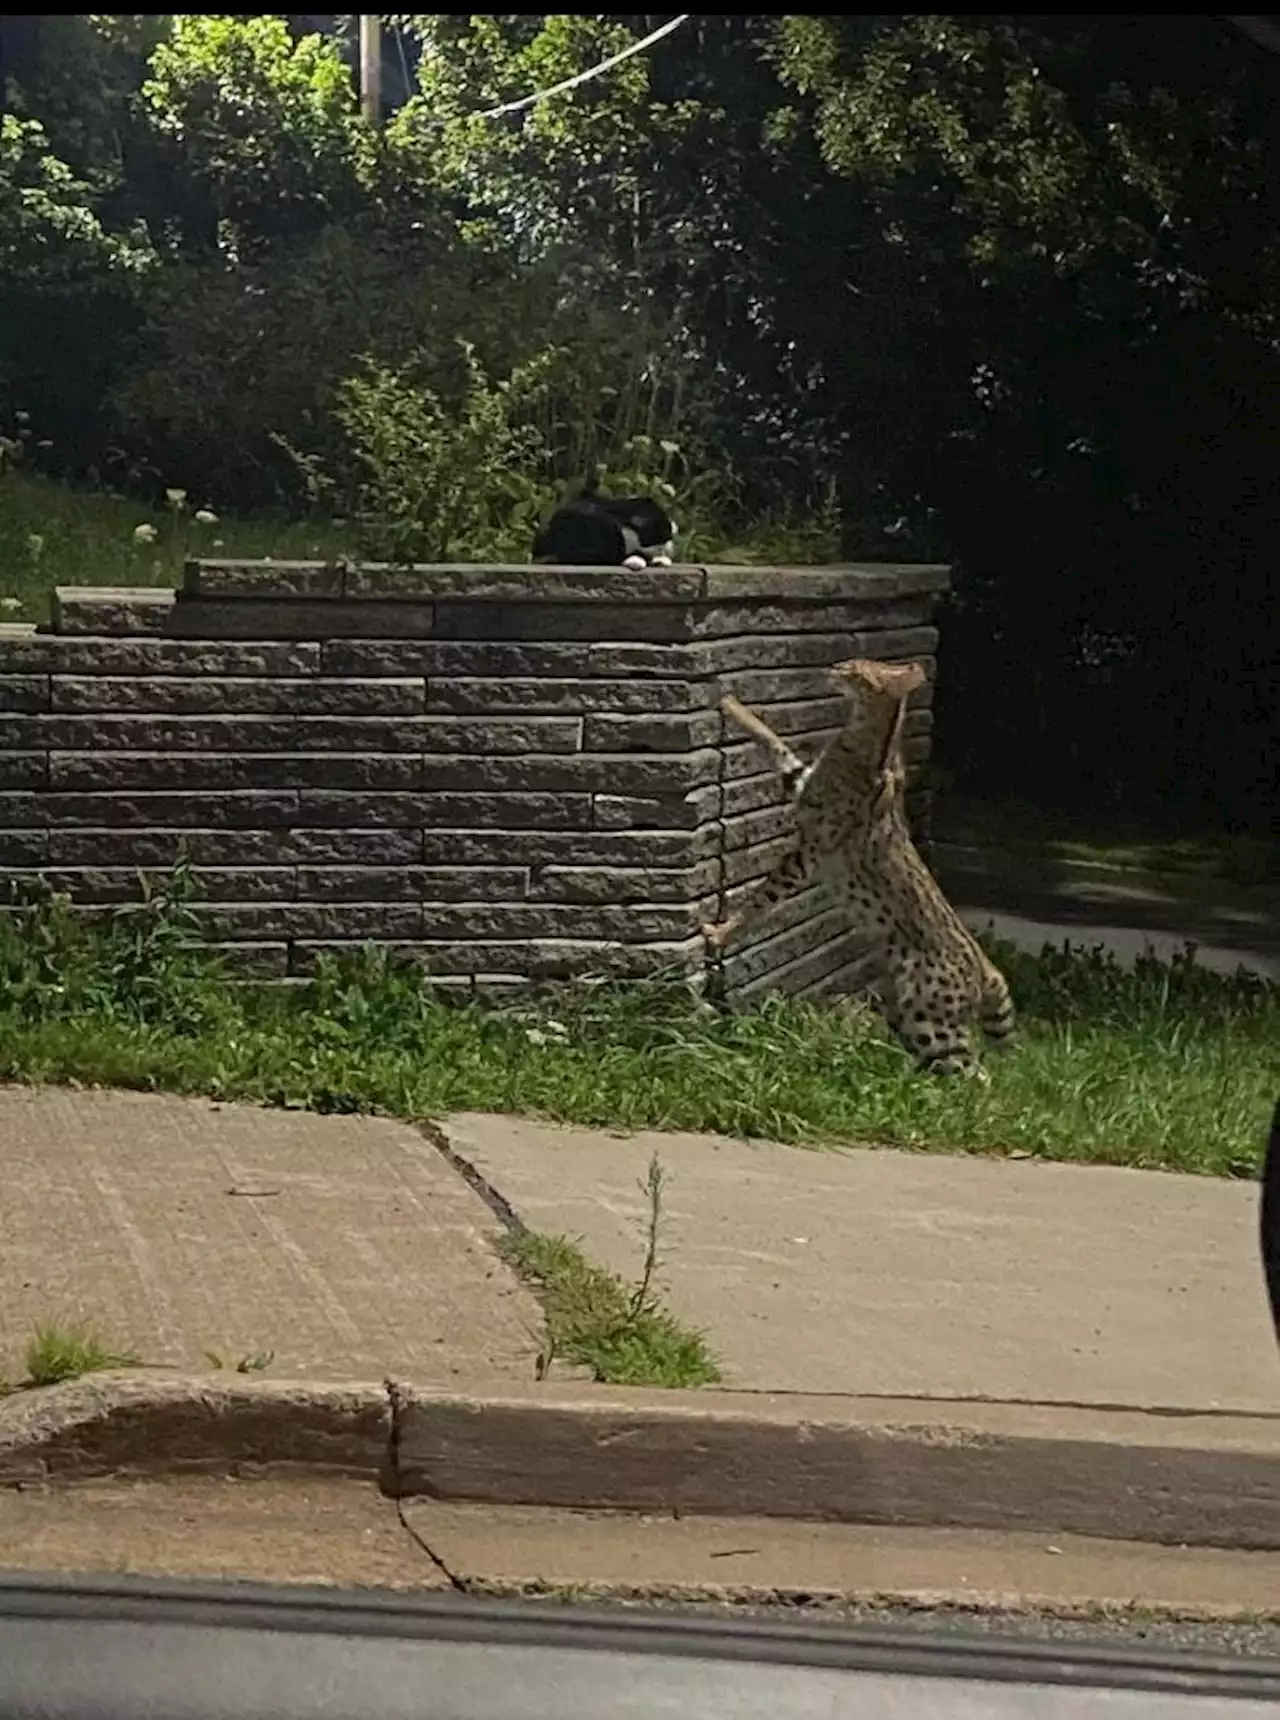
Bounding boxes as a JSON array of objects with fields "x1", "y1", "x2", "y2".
[{"x1": 702, "y1": 657, "x2": 1015, "y2": 1076}]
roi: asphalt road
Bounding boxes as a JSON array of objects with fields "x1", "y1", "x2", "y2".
[
  {"x1": 959, "y1": 905, "x2": 1279, "y2": 981},
  {"x1": 3, "y1": 1577, "x2": 1279, "y2": 1720}
]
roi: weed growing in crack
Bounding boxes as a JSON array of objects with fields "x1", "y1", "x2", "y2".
[
  {"x1": 203, "y1": 1348, "x2": 276, "y2": 1374},
  {"x1": 498, "y1": 1154, "x2": 720, "y2": 1389},
  {"x1": 23, "y1": 1324, "x2": 138, "y2": 1387},
  {"x1": 629, "y1": 1153, "x2": 667, "y2": 1323}
]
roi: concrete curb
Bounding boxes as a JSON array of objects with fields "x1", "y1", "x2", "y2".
[
  {"x1": 0, "y1": 1375, "x2": 390, "y2": 1485},
  {"x1": 3, "y1": 1373, "x2": 1279, "y2": 1552}
]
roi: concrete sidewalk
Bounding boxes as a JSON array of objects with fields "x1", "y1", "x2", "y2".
[
  {"x1": 2, "y1": 1084, "x2": 1275, "y2": 1415},
  {"x1": 440, "y1": 1113, "x2": 1280, "y2": 1415},
  {"x1": 6, "y1": 1475, "x2": 1280, "y2": 1620},
  {"x1": 0, "y1": 1085, "x2": 541, "y2": 1389}
]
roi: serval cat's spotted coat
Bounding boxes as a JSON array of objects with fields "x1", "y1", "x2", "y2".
[{"x1": 703, "y1": 658, "x2": 1015, "y2": 1077}]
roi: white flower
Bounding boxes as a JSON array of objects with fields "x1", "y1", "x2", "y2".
[
  {"x1": 26, "y1": 534, "x2": 44, "y2": 558},
  {"x1": 193, "y1": 508, "x2": 218, "y2": 525},
  {"x1": 165, "y1": 487, "x2": 187, "y2": 510},
  {"x1": 0, "y1": 596, "x2": 22, "y2": 612},
  {"x1": 133, "y1": 523, "x2": 158, "y2": 545},
  {"x1": 524, "y1": 1027, "x2": 548, "y2": 1046}
]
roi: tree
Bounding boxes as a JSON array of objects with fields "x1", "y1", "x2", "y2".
[
  {"x1": 0, "y1": 19, "x2": 158, "y2": 467},
  {"x1": 140, "y1": 14, "x2": 373, "y2": 252},
  {"x1": 766, "y1": 14, "x2": 1280, "y2": 823}
]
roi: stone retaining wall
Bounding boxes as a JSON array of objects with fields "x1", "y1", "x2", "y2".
[{"x1": 0, "y1": 560, "x2": 949, "y2": 1000}]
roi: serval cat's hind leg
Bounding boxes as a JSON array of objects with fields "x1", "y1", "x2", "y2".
[
  {"x1": 875, "y1": 950, "x2": 986, "y2": 1079},
  {"x1": 977, "y1": 959, "x2": 1016, "y2": 1051}
]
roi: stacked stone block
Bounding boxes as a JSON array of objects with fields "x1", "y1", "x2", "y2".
[{"x1": 0, "y1": 560, "x2": 948, "y2": 999}]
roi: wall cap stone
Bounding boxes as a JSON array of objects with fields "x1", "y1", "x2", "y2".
[{"x1": 180, "y1": 560, "x2": 952, "y2": 606}]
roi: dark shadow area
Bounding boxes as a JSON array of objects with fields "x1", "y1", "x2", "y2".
[{"x1": 1261, "y1": 1097, "x2": 1280, "y2": 1347}]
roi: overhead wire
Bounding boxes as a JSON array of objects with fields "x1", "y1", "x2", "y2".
[
  {"x1": 385, "y1": 14, "x2": 692, "y2": 125},
  {"x1": 475, "y1": 15, "x2": 691, "y2": 121}
]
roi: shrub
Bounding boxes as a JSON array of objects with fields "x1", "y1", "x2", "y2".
[{"x1": 329, "y1": 342, "x2": 559, "y2": 561}]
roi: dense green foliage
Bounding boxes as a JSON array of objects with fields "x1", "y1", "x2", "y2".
[{"x1": 2, "y1": 14, "x2": 1277, "y2": 827}]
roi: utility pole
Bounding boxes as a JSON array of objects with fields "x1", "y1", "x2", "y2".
[{"x1": 358, "y1": 15, "x2": 382, "y2": 127}]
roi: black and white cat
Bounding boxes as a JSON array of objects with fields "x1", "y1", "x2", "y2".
[{"x1": 532, "y1": 474, "x2": 678, "y2": 570}]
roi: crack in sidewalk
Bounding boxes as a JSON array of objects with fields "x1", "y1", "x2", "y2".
[{"x1": 382, "y1": 1377, "x2": 466, "y2": 1592}]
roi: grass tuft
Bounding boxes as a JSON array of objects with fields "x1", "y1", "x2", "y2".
[
  {"x1": 23, "y1": 1324, "x2": 137, "y2": 1387},
  {"x1": 495, "y1": 1150, "x2": 719, "y2": 1389},
  {"x1": 498, "y1": 1228, "x2": 720, "y2": 1389},
  {"x1": 202, "y1": 1349, "x2": 276, "y2": 1374}
]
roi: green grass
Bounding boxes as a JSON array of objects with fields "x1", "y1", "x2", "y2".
[
  {"x1": 3, "y1": 1321, "x2": 272, "y2": 1395},
  {"x1": 498, "y1": 1230, "x2": 720, "y2": 1389},
  {"x1": 0, "y1": 471, "x2": 349, "y2": 624},
  {"x1": 0, "y1": 882, "x2": 1275, "y2": 1177},
  {"x1": 496, "y1": 1151, "x2": 721, "y2": 1388},
  {"x1": 21, "y1": 1323, "x2": 137, "y2": 1387}
]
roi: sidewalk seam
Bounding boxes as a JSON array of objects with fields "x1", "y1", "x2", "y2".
[
  {"x1": 418, "y1": 1120, "x2": 526, "y2": 1233},
  {"x1": 414, "y1": 1124, "x2": 554, "y2": 1386}
]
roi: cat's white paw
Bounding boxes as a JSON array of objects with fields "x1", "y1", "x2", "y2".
[
  {"x1": 649, "y1": 554, "x2": 673, "y2": 567},
  {"x1": 623, "y1": 554, "x2": 647, "y2": 571}
]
